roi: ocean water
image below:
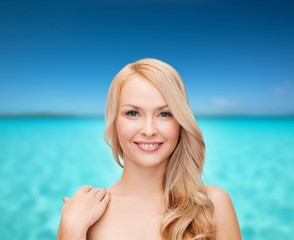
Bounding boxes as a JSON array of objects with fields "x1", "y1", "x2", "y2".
[{"x1": 0, "y1": 117, "x2": 293, "y2": 240}]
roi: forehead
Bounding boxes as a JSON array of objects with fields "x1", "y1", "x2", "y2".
[{"x1": 119, "y1": 75, "x2": 167, "y2": 107}]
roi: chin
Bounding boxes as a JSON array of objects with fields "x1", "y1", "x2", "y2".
[{"x1": 127, "y1": 155, "x2": 168, "y2": 169}]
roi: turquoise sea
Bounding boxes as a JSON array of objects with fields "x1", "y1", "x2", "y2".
[{"x1": 0, "y1": 117, "x2": 293, "y2": 240}]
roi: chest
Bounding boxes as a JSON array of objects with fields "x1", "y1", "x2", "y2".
[{"x1": 87, "y1": 197, "x2": 163, "y2": 240}]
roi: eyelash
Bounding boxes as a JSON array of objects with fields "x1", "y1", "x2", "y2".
[
  {"x1": 126, "y1": 110, "x2": 139, "y2": 117},
  {"x1": 126, "y1": 110, "x2": 172, "y2": 118}
]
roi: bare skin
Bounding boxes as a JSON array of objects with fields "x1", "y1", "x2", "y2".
[
  {"x1": 87, "y1": 181, "x2": 165, "y2": 239},
  {"x1": 207, "y1": 185, "x2": 242, "y2": 240},
  {"x1": 58, "y1": 184, "x2": 242, "y2": 240},
  {"x1": 57, "y1": 185, "x2": 111, "y2": 240},
  {"x1": 57, "y1": 75, "x2": 242, "y2": 240}
]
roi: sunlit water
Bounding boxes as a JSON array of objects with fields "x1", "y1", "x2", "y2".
[{"x1": 0, "y1": 117, "x2": 293, "y2": 240}]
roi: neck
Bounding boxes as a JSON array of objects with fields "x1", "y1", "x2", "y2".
[{"x1": 113, "y1": 160, "x2": 167, "y2": 197}]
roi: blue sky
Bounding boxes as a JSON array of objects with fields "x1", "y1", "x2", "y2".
[{"x1": 0, "y1": 0, "x2": 293, "y2": 115}]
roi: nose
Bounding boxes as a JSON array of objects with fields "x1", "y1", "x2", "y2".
[{"x1": 140, "y1": 117, "x2": 158, "y2": 137}]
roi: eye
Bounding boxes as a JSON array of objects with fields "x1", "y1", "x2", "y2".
[
  {"x1": 126, "y1": 110, "x2": 139, "y2": 117},
  {"x1": 159, "y1": 112, "x2": 172, "y2": 118}
]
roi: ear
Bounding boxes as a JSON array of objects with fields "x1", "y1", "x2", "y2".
[{"x1": 63, "y1": 197, "x2": 70, "y2": 204}]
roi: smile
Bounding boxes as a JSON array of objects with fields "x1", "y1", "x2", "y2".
[{"x1": 134, "y1": 142, "x2": 163, "y2": 152}]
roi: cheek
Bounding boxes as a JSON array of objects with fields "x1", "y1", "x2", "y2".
[
  {"x1": 161, "y1": 120, "x2": 180, "y2": 142},
  {"x1": 115, "y1": 118, "x2": 139, "y2": 144}
]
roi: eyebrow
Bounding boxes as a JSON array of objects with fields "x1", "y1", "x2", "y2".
[{"x1": 122, "y1": 104, "x2": 169, "y2": 110}]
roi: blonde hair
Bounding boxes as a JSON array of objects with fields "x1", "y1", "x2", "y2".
[{"x1": 104, "y1": 58, "x2": 215, "y2": 239}]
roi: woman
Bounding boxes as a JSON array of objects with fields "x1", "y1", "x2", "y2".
[{"x1": 58, "y1": 58, "x2": 242, "y2": 240}]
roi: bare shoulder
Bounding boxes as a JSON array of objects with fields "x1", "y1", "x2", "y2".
[
  {"x1": 204, "y1": 184, "x2": 242, "y2": 240},
  {"x1": 205, "y1": 184, "x2": 231, "y2": 208}
]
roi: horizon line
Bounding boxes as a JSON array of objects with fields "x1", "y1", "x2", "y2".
[{"x1": 0, "y1": 112, "x2": 293, "y2": 118}]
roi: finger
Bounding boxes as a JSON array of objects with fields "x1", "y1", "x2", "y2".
[
  {"x1": 96, "y1": 188, "x2": 107, "y2": 201},
  {"x1": 100, "y1": 192, "x2": 111, "y2": 209},
  {"x1": 89, "y1": 188, "x2": 100, "y2": 196},
  {"x1": 81, "y1": 185, "x2": 93, "y2": 193},
  {"x1": 63, "y1": 197, "x2": 70, "y2": 204}
]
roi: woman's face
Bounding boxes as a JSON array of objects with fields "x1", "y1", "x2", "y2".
[{"x1": 115, "y1": 74, "x2": 180, "y2": 169}]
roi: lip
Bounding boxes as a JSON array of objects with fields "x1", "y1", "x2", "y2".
[
  {"x1": 134, "y1": 141, "x2": 163, "y2": 152},
  {"x1": 135, "y1": 141, "x2": 162, "y2": 144}
]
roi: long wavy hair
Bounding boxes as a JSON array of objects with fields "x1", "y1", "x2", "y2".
[{"x1": 104, "y1": 58, "x2": 215, "y2": 239}]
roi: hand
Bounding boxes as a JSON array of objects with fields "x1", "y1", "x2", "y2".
[{"x1": 59, "y1": 185, "x2": 111, "y2": 239}]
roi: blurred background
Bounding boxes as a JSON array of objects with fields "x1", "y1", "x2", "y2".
[{"x1": 0, "y1": 0, "x2": 293, "y2": 239}]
